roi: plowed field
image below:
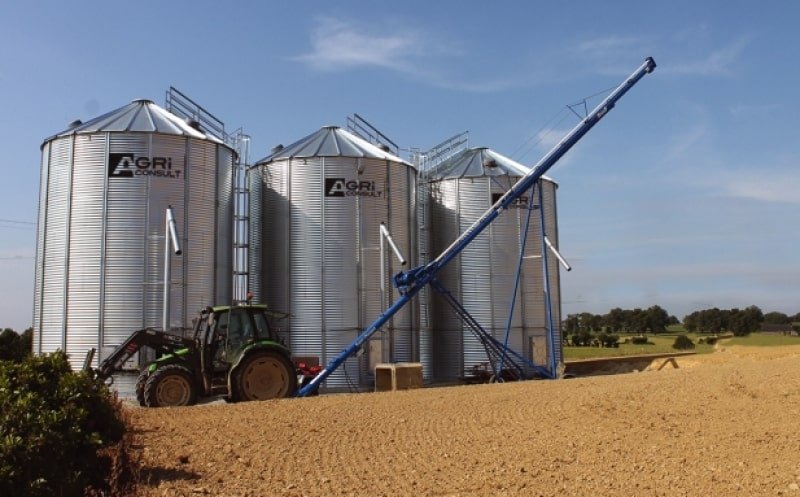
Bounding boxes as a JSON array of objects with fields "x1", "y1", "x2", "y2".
[{"x1": 130, "y1": 344, "x2": 800, "y2": 497}]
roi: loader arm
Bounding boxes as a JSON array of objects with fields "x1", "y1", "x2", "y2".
[{"x1": 87, "y1": 328, "x2": 196, "y2": 381}]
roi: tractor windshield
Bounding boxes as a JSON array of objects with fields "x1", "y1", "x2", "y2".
[
  {"x1": 253, "y1": 311, "x2": 272, "y2": 341},
  {"x1": 217, "y1": 309, "x2": 254, "y2": 362}
]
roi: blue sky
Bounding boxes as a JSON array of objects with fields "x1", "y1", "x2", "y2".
[{"x1": 1, "y1": 1, "x2": 798, "y2": 331}]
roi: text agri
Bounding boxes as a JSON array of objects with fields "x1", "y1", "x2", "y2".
[
  {"x1": 325, "y1": 178, "x2": 383, "y2": 198},
  {"x1": 108, "y1": 153, "x2": 182, "y2": 179}
]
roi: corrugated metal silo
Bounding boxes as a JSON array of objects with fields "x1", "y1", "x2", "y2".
[
  {"x1": 34, "y1": 99, "x2": 235, "y2": 369},
  {"x1": 250, "y1": 126, "x2": 418, "y2": 391},
  {"x1": 424, "y1": 147, "x2": 562, "y2": 381}
]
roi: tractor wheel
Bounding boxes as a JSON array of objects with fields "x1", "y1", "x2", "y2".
[
  {"x1": 143, "y1": 364, "x2": 197, "y2": 408},
  {"x1": 135, "y1": 369, "x2": 149, "y2": 407},
  {"x1": 234, "y1": 350, "x2": 296, "y2": 401}
]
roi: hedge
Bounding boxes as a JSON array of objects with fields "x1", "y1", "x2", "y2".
[{"x1": 0, "y1": 351, "x2": 128, "y2": 497}]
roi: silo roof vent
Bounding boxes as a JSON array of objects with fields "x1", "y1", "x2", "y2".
[
  {"x1": 184, "y1": 117, "x2": 202, "y2": 130},
  {"x1": 426, "y1": 147, "x2": 539, "y2": 180}
]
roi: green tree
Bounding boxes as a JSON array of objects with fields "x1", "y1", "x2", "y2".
[
  {"x1": 683, "y1": 313, "x2": 697, "y2": 332},
  {"x1": 630, "y1": 308, "x2": 648, "y2": 332},
  {"x1": 763, "y1": 311, "x2": 790, "y2": 325},
  {"x1": 563, "y1": 314, "x2": 580, "y2": 335},
  {"x1": 730, "y1": 306, "x2": 763, "y2": 336},
  {"x1": 0, "y1": 328, "x2": 31, "y2": 362},
  {"x1": 646, "y1": 305, "x2": 670, "y2": 333},
  {"x1": 603, "y1": 307, "x2": 625, "y2": 333}
]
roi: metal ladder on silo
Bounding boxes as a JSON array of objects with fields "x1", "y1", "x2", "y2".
[
  {"x1": 164, "y1": 87, "x2": 251, "y2": 304},
  {"x1": 230, "y1": 130, "x2": 251, "y2": 304}
]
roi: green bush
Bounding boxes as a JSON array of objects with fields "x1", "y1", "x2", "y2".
[
  {"x1": 598, "y1": 334, "x2": 620, "y2": 348},
  {"x1": 571, "y1": 331, "x2": 594, "y2": 347},
  {"x1": 672, "y1": 335, "x2": 695, "y2": 350},
  {"x1": 630, "y1": 335, "x2": 650, "y2": 345},
  {"x1": 0, "y1": 351, "x2": 127, "y2": 497}
]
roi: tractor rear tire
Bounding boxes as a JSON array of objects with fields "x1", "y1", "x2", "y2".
[
  {"x1": 234, "y1": 350, "x2": 296, "y2": 401},
  {"x1": 143, "y1": 364, "x2": 197, "y2": 408},
  {"x1": 135, "y1": 369, "x2": 149, "y2": 407}
]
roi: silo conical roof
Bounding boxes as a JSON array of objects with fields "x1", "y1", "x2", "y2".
[
  {"x1": 256, "y1": 126, "x2": 410, "y2": 165},
  {"x1": 45, "y1": 99, "x2": 221, "y2": 144},
  {"x1": 424, "y1": 147, "x2": 531, "y2": 180}
]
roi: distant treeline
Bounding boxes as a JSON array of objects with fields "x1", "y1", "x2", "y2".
[
  {"x1": 563, "y1": 306, "x2": 800, "y2": 337},
  {"x1": 683, "y1": 307, "x2": 799, "y2": 335},
  {"x1": 562, "y1": 306, "x2": 678, "y2": 335}
]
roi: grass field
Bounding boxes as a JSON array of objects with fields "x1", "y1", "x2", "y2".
[
  {"x1": 564, "y1": 331, "x2": 800, "y2": 360},
  {"x1": 564, "y1": 333, "x2": 714, "y2": 360},
  {"x1": 725, "y1": 333, "x2": 800, "y2": 347}
]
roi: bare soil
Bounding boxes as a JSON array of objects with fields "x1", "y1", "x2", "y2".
[{"x1": 130, "y1": 344, "x2": 800, "y2": 496}]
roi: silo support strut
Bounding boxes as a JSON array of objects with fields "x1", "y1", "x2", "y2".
[{"x1": 429, "y1": 278, "x2": 551, "y2": 380}]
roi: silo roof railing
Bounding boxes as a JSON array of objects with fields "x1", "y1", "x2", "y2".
[
  {"x1": 424, "y1": 147, "x2": 531, "y2": 180},
  {"x1": 45, "y1": 99, "x2": 223, "y2": 145},
  {"x1": 255, "y1": 126, "x2": 411, "y2": 166}
]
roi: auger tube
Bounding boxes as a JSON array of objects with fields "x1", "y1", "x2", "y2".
[{"x1": 297, "y1": 56, "x2": 656, "y2": 397}]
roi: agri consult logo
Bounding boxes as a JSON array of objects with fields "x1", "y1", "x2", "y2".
[
  {"x1": 325, "y1": 178, "x2": 383, "y2": 198},
  {"x1": 491, "y1": 193, "x2": 535, "y2": 209},
  {"x1": 108, "y1": 153, "x2": 183, "y2": 179}
]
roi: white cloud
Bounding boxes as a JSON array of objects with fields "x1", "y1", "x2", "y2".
[
  {"x1": 291, "y1": 17, "x2": 536, "y2": 93},
  {"x1": 292, "y1": 17, "x2": 433, "y2": 72},
  {"x1": 576, "y1": 36, "x2": 644, "y2": 58},
  {"x1": 569, "y1": 35, "x2": 656, "y2": 76},
  {"x1": 536, "y1": 127, "x2": 570, "y2": 150},
  {"x1": 729, "y1": 103, "x2": 780, "y2": 117},
  {"x1": 664, "y1": 35, "x2": 752, "y2": 76},
  {"x1": 509, "y1": 125, "x2": 578, "y2": 167},
  {"x1": 719, "y1": 170, "x2": 800, "y2": 204},
  {"x1": 571, "y1": 31, "x2": 752, "y2": 79},
  {"x1": 665, "y1": 123, "x2": 709, "y2": 160}
]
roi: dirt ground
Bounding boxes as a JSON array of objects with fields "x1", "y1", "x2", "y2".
[{"x1": 130, "y1": 344, "x2": 800, "y2": 497}]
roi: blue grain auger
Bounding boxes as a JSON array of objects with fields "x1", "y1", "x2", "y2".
[{"x1": 297, "y1": 56, "x2": 657, "y2": 397}]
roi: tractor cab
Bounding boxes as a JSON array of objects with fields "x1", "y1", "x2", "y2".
[
  {"x1": 190, "y1": 304, "x2": 293, "y2": 400},
  {"x1": 197, "y1": 305, "x2": 286, "y2": 362}
]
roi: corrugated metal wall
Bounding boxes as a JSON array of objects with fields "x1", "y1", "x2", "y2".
[
  {"x1": 416, "y1": 181, "x2": 433, "y2": 380},
  {"x1": 34, "y1": 132, "x2": 234, "y2": 369},
  {"x1": 253, "y1": 156, "x2": 417, "y2": 390},
  {"x1": 428, "y1": 178, "x2": 561, "y2": 380}
]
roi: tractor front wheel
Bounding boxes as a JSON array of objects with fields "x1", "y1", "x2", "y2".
[
  {"x1": 234, "y1": 350, "x2": 296, "y2": 401},
  {"x1": 143, "y1": 364, "x2": 197, "y2": 407},
  {"x1": 135, "y1": 369, "x2": 149, "y2": 407}
]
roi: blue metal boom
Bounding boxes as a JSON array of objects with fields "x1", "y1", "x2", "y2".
[{"x1": 297, "y1": 56, "x2": 656, "y2": 397}]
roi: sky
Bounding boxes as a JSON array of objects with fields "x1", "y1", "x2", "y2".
[{"x1": 0, "y1": 0, "x2": 798, "y2": 331}]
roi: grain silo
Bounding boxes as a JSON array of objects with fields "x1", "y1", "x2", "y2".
[
  {"x1": 34, "y1": 99, "x2": 235, "y2": 369},
  {"x1": 250, "y1": 126, "x2": 417, "y2": 391},
  {"x1": 424, "y1": 147, "x2": 562, "y2": 381}
]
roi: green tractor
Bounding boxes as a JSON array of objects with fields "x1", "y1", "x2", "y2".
[{"x1": 86, "y1": 304, "x2": 298, "y2": 407}]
